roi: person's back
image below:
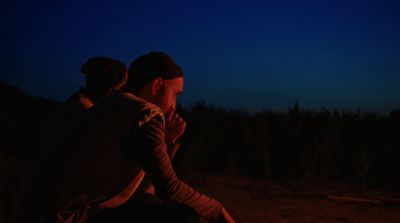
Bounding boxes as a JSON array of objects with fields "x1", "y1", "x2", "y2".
[
  {"x1": 35, "y1": 56, "x2": 127, "y2": 223},
  {"x1": 57, "y1": 56, "x2": 128, "y2": 157},
  {"x1": 59, "y1": 56, "x2": 128, "y2": 163}
]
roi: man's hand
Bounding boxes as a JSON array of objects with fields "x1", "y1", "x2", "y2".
[
  {"x1": 216, "y1": 207, "x2": 235, "y2": 223},
  {"x1": 165, "y1": 107, "x2": 186, "y2": 145}
]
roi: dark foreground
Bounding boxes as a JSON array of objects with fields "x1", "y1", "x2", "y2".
[
  {"x1": 188, "y1": 176, "x2": 400, "y2": 223},
  {"x1": 1, "y1": 170, "x2": 400, "y2": 223}
]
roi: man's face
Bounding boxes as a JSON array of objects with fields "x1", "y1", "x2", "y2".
[{"x1": 154, "y1": 77, "x2": 184, "y2": 114}]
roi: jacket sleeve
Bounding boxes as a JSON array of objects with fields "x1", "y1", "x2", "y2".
[{"x1": 122, "y1": 116, "x2": 223, "y2": 221}]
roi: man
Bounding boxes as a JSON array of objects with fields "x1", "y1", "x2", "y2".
[{"x1": 55, "y1": 51, "x2": 235, "y2": 223}]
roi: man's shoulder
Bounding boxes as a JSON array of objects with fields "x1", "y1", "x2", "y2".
[
  {"x1": 110, "y1": 92, "x2": 165, "y2": 127},
  {"x1": 65, "y1": 92, "x2": 93, "y2": 110}
]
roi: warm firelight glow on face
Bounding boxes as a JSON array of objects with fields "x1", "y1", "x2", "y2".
[{"x1": 155, "y1": 77, "x2": 184, "y2": 114}]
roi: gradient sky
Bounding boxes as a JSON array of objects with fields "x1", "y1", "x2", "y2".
[{"x1": 1, "y1": 0, "x2": 399, "y2": 114}]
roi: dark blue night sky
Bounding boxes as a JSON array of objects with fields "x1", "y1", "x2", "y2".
[{"x1": 1, "y1": 0, "x2": 399, "y2": 114}]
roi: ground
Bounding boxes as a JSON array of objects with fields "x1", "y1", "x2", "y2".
[{"x1": 186, "y1": 175, "x2": 400, "y2": 223}]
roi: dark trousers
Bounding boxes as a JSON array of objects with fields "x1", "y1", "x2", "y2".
[{"x1": 88, "y1": 193, "x2": 201, "y2": 223}]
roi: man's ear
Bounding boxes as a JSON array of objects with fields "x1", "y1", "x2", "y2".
[{"x1": 151, "y1": 77, "x2": 163, "y2": 96}]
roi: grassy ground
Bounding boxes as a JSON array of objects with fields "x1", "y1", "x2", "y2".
[{"x1": 187, "y1": 175, "x2": 400, "y2": 223}]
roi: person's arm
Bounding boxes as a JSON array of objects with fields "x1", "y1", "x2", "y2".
[
  {"x1": 135, "y1": 142, "x2": 179, "y2": 195},
  {"x1": 122, "y1": 116, "x2": 223, "y2": 221},
  {"x1": 164, "y1": 107, "x2": 184, "y2": 159}
]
